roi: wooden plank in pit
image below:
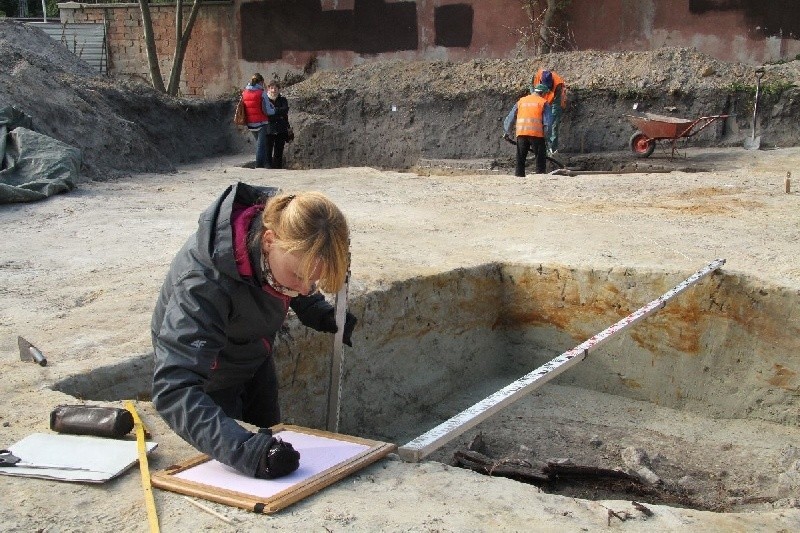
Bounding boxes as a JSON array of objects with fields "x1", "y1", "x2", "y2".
[{"x1": 151, "y1": 424, "x2": 395, "y2": 514}]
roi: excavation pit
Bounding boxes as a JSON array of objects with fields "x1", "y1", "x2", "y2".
[{"x1": 53, "y1": 263, "x2": 800, "y2": 512}]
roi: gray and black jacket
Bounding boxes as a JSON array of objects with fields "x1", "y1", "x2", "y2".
[
  {"x1": 266, "y1": 95, "x2": 289, "y2": 136},
  {"x1": 151, "y1": 182, "x2": 334, "y2": 476}
]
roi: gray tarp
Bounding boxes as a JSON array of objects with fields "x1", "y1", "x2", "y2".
[{"x1": 0, "y1": 106, "x2": 81, "y2": 204}]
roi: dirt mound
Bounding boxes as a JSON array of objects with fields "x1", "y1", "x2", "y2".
[
  {"x1": 0, "y1": 20, "x2": 235, "y2": 180},
  {"x1": 0, "y1": 19, "x2": 96, "y2": 77},
  {"x1": 285, "y1": 48, "x2": 800, "y2": 170},
  {"x1": 3, "y1": 18, "x2": 799, "y2": 179},
  {"x1": 294, "y1": 48, "x2": 800, "y2": 98}
]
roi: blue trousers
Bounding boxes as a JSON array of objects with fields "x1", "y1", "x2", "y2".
[
  {"x1": 250, "y1": 126, "x2": 269, "y2": 168},
  {"x1": 549, "y1": 105, "x2": 564, "y2": 151}
]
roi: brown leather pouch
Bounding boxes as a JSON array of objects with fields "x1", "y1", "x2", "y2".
[{"x1": 49, "y1": 405, "x2": 134, "y2": 439}]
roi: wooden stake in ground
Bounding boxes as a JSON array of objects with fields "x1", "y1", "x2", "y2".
[{"x1": 398, "y1": 259, "x2": 726, "y2": 462}]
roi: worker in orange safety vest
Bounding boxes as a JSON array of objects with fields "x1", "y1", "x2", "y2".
[
  {"x1": 503, "y1": 83, "x2": 552, "y2": 177},
  {"x1": 533, "y1": 69, "x2": 567, "y2": 154}
]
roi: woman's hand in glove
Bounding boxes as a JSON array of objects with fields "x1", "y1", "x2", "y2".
[
  {"x1": 319, "y1": 310, "x2": 357, "y2": 347},
  {"x1": 255, "y1": 437, "x2": 300, "y2": 479}
]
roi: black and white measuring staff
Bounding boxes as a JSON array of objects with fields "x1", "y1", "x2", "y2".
[
  {"x1": 398, "y1": 258, "x2": 726, "y2": 462},
  {"x1": 326, "y1": 263, "x2": 350, "y2": 433}
]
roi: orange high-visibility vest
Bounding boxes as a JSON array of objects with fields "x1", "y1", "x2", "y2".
[
  {"x1": 515, "y1": 93, "x2": 546, "y2": 137},
  {"x1": 533, "y1": 69, "x2": 567, "y2": 108}
]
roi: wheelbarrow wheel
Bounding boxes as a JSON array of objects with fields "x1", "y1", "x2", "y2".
[{"x1": 629, "y1": 131, "x2": 655, "y2": 158}]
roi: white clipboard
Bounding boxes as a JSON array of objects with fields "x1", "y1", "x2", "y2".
[{"x1": 1, "y1": 433, "x2": 157, "y2": 483}]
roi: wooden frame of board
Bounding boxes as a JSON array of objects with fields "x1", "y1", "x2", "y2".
[{"x1": 150, "y1": 424, "x2": 396, "y2": 514}]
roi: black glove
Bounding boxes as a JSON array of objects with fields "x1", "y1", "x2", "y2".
[
  {"x1": 255, "y1": 437, "x2": 300, "y2": 479},
  {"x1": 319, "y1": 310, "x2": 357, "y2": 347}
]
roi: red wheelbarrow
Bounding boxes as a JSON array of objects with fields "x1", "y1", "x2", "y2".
[{"x1": 625, "y1": 112, "x2": 729, "y2": 158}]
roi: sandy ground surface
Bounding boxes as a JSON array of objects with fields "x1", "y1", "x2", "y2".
[{"x1": 1, "y1": 146, "x2": 799, "y2": 531}]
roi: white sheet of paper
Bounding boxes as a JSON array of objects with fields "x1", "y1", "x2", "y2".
[
  {"x1": 1, "y1": 433, "x2": 157, "y2": 483},
  {"x1": 174, "y1": 430, "x2": 370, "y2": 498}
]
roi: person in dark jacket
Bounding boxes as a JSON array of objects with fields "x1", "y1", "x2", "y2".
[
  {"x1": 151, "y1": 182, "x2": 356, "y2": 479},
  {"x1": 242, "y1": 73, "x2": 276, "y2": 168},
  {"x1": 265, "y1": 81, "x2": 290, "y2": 169}
]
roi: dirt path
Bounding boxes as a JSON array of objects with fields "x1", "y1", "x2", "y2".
[{"x1": 1, "y1": 147, "x2": 799, "y2": 531}]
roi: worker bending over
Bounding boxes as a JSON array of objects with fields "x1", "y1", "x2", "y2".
[
  {"x1": 533, "y1": 69, "x2": 567, "y2": 154},
  {"x1": 503, "y1": 84, "x2": 552, "y2": 177}
]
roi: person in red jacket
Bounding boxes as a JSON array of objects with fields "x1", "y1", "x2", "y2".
[{"x1": 242, "y1": 73, "x2": 276, "y2": 168}]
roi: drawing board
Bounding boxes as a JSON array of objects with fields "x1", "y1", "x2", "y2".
[{"x1": 151, "y1": 424, "x2": 396, "y2": 513}]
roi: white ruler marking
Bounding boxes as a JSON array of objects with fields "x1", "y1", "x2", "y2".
[
  {"x1": 397, "y1": 259, "x2": 725, "y2": 462},
  {"x1": 326, "y1": 267, "x2": 350, "y2": 433}
]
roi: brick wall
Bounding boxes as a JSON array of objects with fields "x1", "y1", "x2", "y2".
[
  {"x1": 59, "y1": 1, "x2": 236, "y2": 97},
  {"x1": 57, "y1": 1, "x2": 800, "y2": 100}
]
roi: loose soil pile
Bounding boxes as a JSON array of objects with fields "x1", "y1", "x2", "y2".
[
  {"x1": 286, "y1": 49, "x2": 800, "y2": 170},
  {"x1": 3, "y1": 20, "x2": 799, "y2": 178},
  {"x1": 0, "y1": 21, "x2": 233, "y2": 180}
]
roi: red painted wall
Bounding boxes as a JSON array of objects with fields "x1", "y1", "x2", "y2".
[
  {"x1": 566, "y1": 0, "x2": 800, "y2": 66},
  {"x1": 58, "y1": 0, "x2": 799, "y2": 98}
]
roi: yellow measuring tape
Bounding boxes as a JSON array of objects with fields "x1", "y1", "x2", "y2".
[{"x1": 124, "y1": 400, "x2": 160, "y2": 533}]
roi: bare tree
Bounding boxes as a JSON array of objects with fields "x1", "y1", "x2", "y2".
[
  {"x1": 138, "y1": 0, "x2": 164, "y2": 93},
  {"x1": 138, "y1": 0, "x2": 203, "y2": 96},
  {"x1": 520, "y1": 0, "x2": 571, "y2": 54}
]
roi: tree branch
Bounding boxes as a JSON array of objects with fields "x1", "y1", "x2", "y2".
[
  {"x1": 138, "y1": 0, "x2": 165, "y2": 93},
  {"x1": 167, "y1": 0, "x2": 203, "y2": 96}
]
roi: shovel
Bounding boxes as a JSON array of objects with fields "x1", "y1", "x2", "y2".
[
  {"x1": 18, "y1": 336, "x2": 47, "y2": 366},
  {"x1": 744, "y1": 67, "x2": 765, "y2": 150},
  {"x1": 502, "y1": 134, "x2": 564, "y2": 169}
]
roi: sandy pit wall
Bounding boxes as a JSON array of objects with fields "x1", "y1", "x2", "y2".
[
  {"x1": 238, "y1": 263, "x2": 800, "y2": 445},
  {"x1": 57, "y1": 262, "x2": 797, "y2": 441}
]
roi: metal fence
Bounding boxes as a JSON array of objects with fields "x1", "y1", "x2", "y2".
[{"x1": 27, "y1": 22, "x2": 108, "y2": 74}]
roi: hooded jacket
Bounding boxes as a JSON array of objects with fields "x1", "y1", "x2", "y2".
[
  {"x1": 151, "y1": 182, "x2": 334, "y2": 476},
  {"x1": 266, "y1": 94, "x2": 290, "y2": 136}
]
